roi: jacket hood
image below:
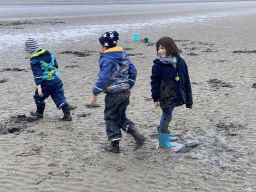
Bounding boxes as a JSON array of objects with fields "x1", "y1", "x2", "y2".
[
  {"x1": 101, "y1": 47, "x2": 127, "y2": 63},
  {"x1": 30, "y1": 49, "x2": 52, "y2": 62}
]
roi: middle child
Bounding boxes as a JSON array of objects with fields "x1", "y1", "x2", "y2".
[{"x1": 92, "y1": 31, "x2": 146, "y2": 153}]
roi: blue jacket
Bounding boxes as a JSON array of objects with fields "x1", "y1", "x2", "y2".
[
  {"x1": 151, "y1": 55, "x2": 193, "y2": 109},
  {"x1": 93, "y1": 47, "x2": 137, "y2": 96},
  {"x1": 30, "y1": 49, "x2": 60, "y2": 86}
]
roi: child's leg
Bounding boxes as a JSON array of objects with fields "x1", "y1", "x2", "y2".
[
  {"x1": 50, "y1": 81, "x2": 68, "y2": 109},
  {"x1": 118, "y1": 90, "x2": 146, "y2": 150},
  {"x1": 50, "y1": 80, "x2": 71, "y2": 121},
  {"x1": 31, "y1": 88, "x2": 49, "y2": 118},
  {"x1": 104, "y1": 93, "x2": 123, "y2": 141},
  {"x1": 159, "y1": 107, "x2": 175, "y2": 133},
  {"x1": 34, "y1": 88, "x2": 48, "y2": 106},
  {"x1": 104, "y1": 93, "x2": 123, "y2": 153},
  {"x1": 119, "y1": 94, "x2": 132, "y2": 130},
  {"x1": 158, "y1": 107, "x2": 176, "y2": 148}
]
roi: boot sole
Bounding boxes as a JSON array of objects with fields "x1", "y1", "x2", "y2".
[
  {"x1": 104, "y1": 145, "x2": 120, "y2": 153},
  {"x1": 30, "y1": 112, "x2": 43, "y2": 118},
  {"x1": 59, "y1": 117, "x2": 72, "y2": 121}
]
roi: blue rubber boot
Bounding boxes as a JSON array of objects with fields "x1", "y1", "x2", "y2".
[
  {"x1": 157, "y1": 125, "x2": 177, "y2": 141},
  {"x1": 159, "y1": 133, "x2": 175, "y2": 148},
  {"x1": 159, "y1": 132, "x2": 176, "y2": 148}
]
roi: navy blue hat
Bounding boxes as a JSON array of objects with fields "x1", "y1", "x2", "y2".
[{"x1": 99, "y1": 31, "x2": 119, "y2": 48}]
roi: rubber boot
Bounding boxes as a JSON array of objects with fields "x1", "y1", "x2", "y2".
[
  {"x1": 30, "y1": 105, "x2": 45, "y2": 118},
  {"x1": 104, "y1": 140, "x2": 120, "y2": 153},
  {"x1": 59, "y1": 106, "x2": 72, "y2": 121},
  {"x1": 126, "y1": 124, "x2": 146, "y2": 150},
  {"x1": 157, "y1": 125, "x2": 177, "y2": 141},
  {"x1": 159, "y1": 132, "x2": 176, "y2": 148}
]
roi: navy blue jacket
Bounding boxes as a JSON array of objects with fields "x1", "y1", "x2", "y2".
[
  {"x1": 93, "y1": 47, "x2": 137, "y2": 96},
  {"x1": 151, "y1": 56, "x2": 193, "y2": 109},
  {"x1": 30, "y1": 49, "x2": 59, "y2": 86}
]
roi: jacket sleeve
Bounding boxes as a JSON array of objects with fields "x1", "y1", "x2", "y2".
[
  {"x1": 150, "y1": 64, "x2": 161, "y2": 102},
  {"x1": 30, "y1": 60, "x2": 43, "y2": 86},
  {"x1": 93, "y1": 58, "x2": 113, "y2": 96},
  {"x1": 184, "y1": 64, "x2": 193, "y2": 108},
  {"x1": 127, "y1": 58, "x2": 137, "y2": 89}
]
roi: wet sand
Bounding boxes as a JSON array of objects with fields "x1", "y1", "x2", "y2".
[{"x1": 1, "y1": 1, "x2": 256, "y2": 192}]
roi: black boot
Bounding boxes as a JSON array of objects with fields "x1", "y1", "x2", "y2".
[
  {"x1": 59, "y1": 106, "x2": 72, "y2": 121},
  {"x1": 126, "y1": 124, "x2": 146, "y2": 150},
  {"x1": 30, "y1": 105, "x2": 45, "y2": 118},
  {"x1": 104, "y1": 140, "x2": 120, "y2": 153}
]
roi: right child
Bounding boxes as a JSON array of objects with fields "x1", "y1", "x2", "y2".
[{"x1": 150, "y1": 37, "x2": 193, "y2": 148}]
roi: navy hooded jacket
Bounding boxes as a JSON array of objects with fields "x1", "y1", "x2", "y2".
[
  {"x1": 151, "y1": 55, "x2": 193, "y2": 109},
  {"x1": 93, "y1": 47, "x2": 137, "y2": 96},
  {"x1": 30, "y1": 49, "x2": 59, "y2": 86}
]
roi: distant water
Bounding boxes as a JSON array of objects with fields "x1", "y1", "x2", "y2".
[
  {"x1": 1, "y1": 0, "x2": 256, "y2": 21},
  {"x1": 0, "y1": 1, "x2": 256, "y2": 52}
]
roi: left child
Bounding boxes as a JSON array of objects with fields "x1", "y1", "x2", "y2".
[{"x1": 25, "y1": 38, "x2": 72, "y2": 121}]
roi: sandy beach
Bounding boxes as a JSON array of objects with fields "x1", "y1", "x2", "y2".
[{"x1": 1, "y1": 1, "x2": 256, "y2": 191}]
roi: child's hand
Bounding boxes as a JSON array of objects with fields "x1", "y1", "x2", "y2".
[
  {"x1": 37, "y1": 85, "x2": 43, "y2": 97},
  {"x1": 154, "y1": 101, "x2": 160, "y2": 107},
  {"x1": 91, "y1": 95, "x2": 97, "y2": 105},
  {"x1": 38, "y1": 89, "x2": 43, "y2": 97}
]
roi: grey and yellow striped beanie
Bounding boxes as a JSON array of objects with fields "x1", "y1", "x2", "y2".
[{"x1": 25, "y1": 38, "x2": 39, "y2": 52}]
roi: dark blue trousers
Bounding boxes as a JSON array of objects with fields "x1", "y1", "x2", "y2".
[
  {"x1": 34, "y1": 78, "x2": 68, "y2": 109},
  {"x1": 104, "y1": 90, "x2": 132, "y2": 141},
  {"x1": 159, "y1": 107, "x2": 175, "y2": 133}
]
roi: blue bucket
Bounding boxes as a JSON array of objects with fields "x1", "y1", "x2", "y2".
[{"x1": 133, "y1": 34, "x2": 140, "y2": 41}]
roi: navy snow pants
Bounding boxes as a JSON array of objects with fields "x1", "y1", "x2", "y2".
[
  {"x1": 34, "y1": 78, "x2": 68, "y2": 109},
  {"x1": 104, "y1": 90, "x2": 133, "y2": 141}
]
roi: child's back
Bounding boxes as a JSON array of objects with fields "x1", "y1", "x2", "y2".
[
  {"x1": 94, "y1": 47, "x2": 136, "y2": 95},
  {"x1": 30, "y1": 49, "x2": 60, "y2": 83},
  {"x1": 92, "y1": 31, "x2": 146, "y2": 153}
]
